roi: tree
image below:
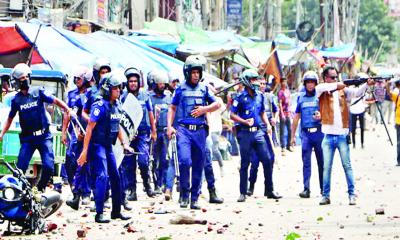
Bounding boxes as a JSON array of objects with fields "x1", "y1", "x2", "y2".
[{"x1": 357, "y1": 1, "x2": 396, "y2": 62}]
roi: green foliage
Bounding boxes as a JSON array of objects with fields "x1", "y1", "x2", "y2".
[
  {"x1": 285, "y1": 232, "x2": 301, "y2": 240},
  {"x1": 282, "y1": 0, "x2": 321, "y2": 36},
  {"x1": 357, "y1": 1, "x2": 396, "y2": 61},
  {"x1": 240, "y1": 0, "x2": 266, "y2": 36}
]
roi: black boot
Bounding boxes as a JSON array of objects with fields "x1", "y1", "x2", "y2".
[
  {"x1": 66, "y1": 193, "x2": 80, "y2": 210},
  {"x1": 126, "y1": 189, "x2": 137, "y2": 201},
  {"x1": 95, "y1": 213, "x2": 110, "y2": 223},
  {"x1": 143, "y1": 180, "x2": 155, "y2": 198},
  {"x1": 141, "y1": 169, "x2": 155, "y2": 197},
  {"x1": 180, "y1": 198, "x2": 189, "y2": 208},
  {"x1": 154, "y1": 185, "x2": 162, "y2": 195},
  {"x1": 190, "y1": 201, "x2": 201, "y2": 210},
  {"x1": 122, "y1": 197, "x2": 132, "y2": 211},
  {"x1": 111, "y1": 212, "x2": 131, "y2": 220},
  {"x1": 209, "y1": 188, "x2": 224, "y2": 204},
  {"x1": 247, "y1": 183, "x2": 255, "y2": 196}
]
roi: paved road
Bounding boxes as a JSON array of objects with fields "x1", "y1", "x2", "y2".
[{"x1": 2, "y1": 123, "x2": 400, "y2": 240}]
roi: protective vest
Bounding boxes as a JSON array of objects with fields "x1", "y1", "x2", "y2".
[
  {"x1": 135, "y1": 89, "x2": 151, "y2": 130},
  {"x1": 91, "y1": 99, "x2": 121, "y2": 146},
  {"x1": 84, "y1": 86, "x2": 100, "y2": 112},
  {"x1": 319, "y1": 90, "x2": 349, "y2": 128},
  {"x1": 298, "y1": 92, "x2": 321, "y2": 129},
  {"x1": 176, "y1": 82, "x2": 207, "y2": 125},
  {"x1": 150, "y1": 91, "x2": 171, "y2": 129},
  {"x1": 13, "y1": 87, "x2": 50, "y2": 135}
]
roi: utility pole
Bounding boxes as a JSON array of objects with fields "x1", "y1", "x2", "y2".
[
  {"x1": 275, "y1": 0, "x2": 282, "y2": 36},
  {"x1": 128, "y1": 0, "x2": 133, "y2": 29},
  {"x1": 249, "y1": 0, "x2": 253, "y2": 35},
  {"x1": 295, "y1": 0, "x2": 301, "y2": 29}
]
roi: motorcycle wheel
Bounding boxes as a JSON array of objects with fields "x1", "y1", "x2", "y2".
[{"x1": 40, "y1": 192, "x2": 63, "y2": 218}]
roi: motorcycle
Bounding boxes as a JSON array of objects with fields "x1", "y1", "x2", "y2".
[{"x1": 0, "y1": 161, "x2": 63, "y2": 235}]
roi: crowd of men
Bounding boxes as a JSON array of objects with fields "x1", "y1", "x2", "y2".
[{"x1": 1, "y1": 56, "x2": 399, "y2": 224}]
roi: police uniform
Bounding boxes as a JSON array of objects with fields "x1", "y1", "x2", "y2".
[
  {"x1": 89, "y1": 98, "x2": 122, "y2": 215},
  {"x1": 296, "y1": 90, "x2": 324, "y2": 192},
  {"x1": 119, "y1": 89, "x2": 154, "y2": 196},
  {"x1": 172, "y1": 81, "x2": 216, "y2": 204},
  {"x1": 65, "y1": 87, "x2": 91, "y2": 198},
  {"x1": 9, "y1": 86, "x2": 56, "y2": 191},
  {"x1": 150, "y1": 90, "x2": 171, "y2": 189},
  {"x1": 248, "y1": 91, "x2": 277, "y2": 193},
  {"x1": 231, "y1": 90, "x2": 274, "y2": 197}
]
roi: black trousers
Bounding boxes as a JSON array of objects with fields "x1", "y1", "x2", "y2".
[{"x1": 350, "y1": 112, "x2": 365, "y2": 147}]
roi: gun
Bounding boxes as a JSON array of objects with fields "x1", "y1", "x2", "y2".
[
  {"x1": 343, "y1": 75, "x2": 394, "y2": 86},
  {"x1": 170, "y1": 134, "x2": 180, "y2": 178},
  {"x1": 215, "y1": 76, "x2": 252, "y2": 95}
]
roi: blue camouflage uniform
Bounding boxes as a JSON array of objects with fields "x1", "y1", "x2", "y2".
[
  {"x1": 9, "y1": 87, "x2": 56, "y2": 191},
  {"x1": 88, "y1": 98, "x2": 122, "y2": 215},
  {"x1": 65, "y1": 88, "x2": 91, "y2": 197},
  {"x1": 119, "y1": 89, "x2": 153, "y2": 193},
  {"x1": 150, "y1": 91, "x2": 171, "y2": 189},
  {"x1": 296, "y1": 90, "x2": 324, "y2": 192},
  {"x1": 249, "y1": 92, "x2": 277, "y2": 188},
  {"x1": 172, "y1": 82, "x2": 216, "y2": 202},
  {"x1": 231, "y1": 90, "x2": 274, "y2": 195}
]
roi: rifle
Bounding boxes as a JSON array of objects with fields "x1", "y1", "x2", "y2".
[
  {"x1": 215, "y1": 76, "x2": 252, "y2": 95},
  {"x1": 149, "y1": 140, "x2": 158, "y2": 187},
  {"x1": 170, "y1": 134, "x2": 180, "y2": 178},
  {"x1": 343, "y1": 75, "x2": 394, "y2": 87}
]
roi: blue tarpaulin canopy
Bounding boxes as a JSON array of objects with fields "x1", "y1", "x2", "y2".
[
  {"x1": 0, "y1": 21, "x2": 226, "y2": 88},
  {"x1": 319, "y1": 43, "x2": 356, "y2": 59}
]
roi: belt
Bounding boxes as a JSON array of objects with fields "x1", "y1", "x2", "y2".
[
  {"x1": 137, "y1": 129, "x2": 150, "y2": 135},
  {"x1": 179, "y1": 124, "x2": 205, "y2": 131},
  {"x1": 237, "y1": 126, "x2": 259, "y2": 132},
  {"x1": 157, "y1": 127, "x2": 167, "y2": 132},
  {"x1": 21, "y1": 128, "x2": 49, "y2": 137},
  {"x1": 302, "y1": 127, "x2": 320, "y2": 133}
]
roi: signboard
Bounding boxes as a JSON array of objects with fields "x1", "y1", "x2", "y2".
[
  {"x1": 226, "y1": 0, "x2": 242, "y2": 27},
  {"x1": 97, "y1": 0, "x2": 106, "y2": 25}
]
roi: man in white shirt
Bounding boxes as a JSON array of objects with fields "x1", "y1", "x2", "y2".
[{"x1": 316, "y1": 67, "x2": 374, "y2": 206}]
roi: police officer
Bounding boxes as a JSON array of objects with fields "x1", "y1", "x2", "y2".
[
  {"x1": 77, "y1": 71, "x2": 131, "y2": 223},
  {"x1": 290, "y1": 71, "x2": 324, "y2": 198},
  {"x1": 92, "y1": 57, "x2": 112, "y2": 86},
  {"x1": 167, "y1": 55, "x2": 221, "y2": 209},
  {"x1": 0, "y1": 63, "x2": 71, "y2": 192},
  {"x1": 83, "y1": 59, "x2": 111, "y2": 121},
  {"x1": 149, "y1": 69, "x2": 171, "y2": 194},
  {"x1": 62, "y1": 66, "x2": 92, "y2": 209},
  {"x1": 119, "y1": 67, "x2": 157, "y2": 201},
  {"x1": 230, "y1": 69, "x2": 280, "y2": 202},
  {"x1": 247, "y1": 77, "x2": 279, "y2": 197}
]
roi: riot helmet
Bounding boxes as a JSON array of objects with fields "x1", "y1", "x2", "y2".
[
  {"x1": 183, "y1": 55, "x2": 206, "y2": 83},
  {"x1": 241, "y1": 69, "x2": 259, "y2": 91},
  {"x1": 99, "y1": 72, "x2": 124, "y2": 100},
  {"x1": 302, "y1": 71, "x2": 319, "y2": 85},
  {"x1": 93, "y1": 57, "x2": 111, "y2": 85},
  {"x1": 124, "y1": 67, "x2": 141, "y2": 93},
  {"x1": 72, "y1": 65, "x2": 92, "y2": 89},
  {"x1": 148, "y1": 69, "x2": 168, "y2": 94},
  {"x1": 11, "y1": 63, "x2": 32, "y2": 90}
]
